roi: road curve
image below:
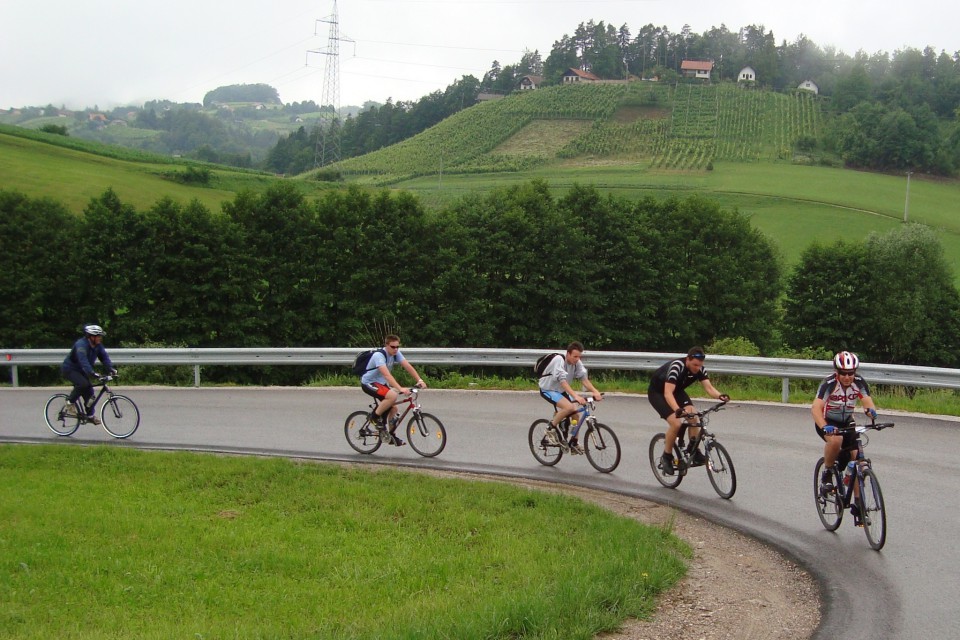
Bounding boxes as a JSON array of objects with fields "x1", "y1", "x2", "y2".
[{"x1": 3, "y1": 387, "x2": 958, "y2": 640}]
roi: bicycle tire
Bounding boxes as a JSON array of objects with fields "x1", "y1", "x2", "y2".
[
  {"x1": 344, "y1": 410, "x2": 383, "y2": 454},
  {"x1": 860, "y1": 468, "x2": 887, "y2": 550},
  {"x1": 584, "y1": 422, "x2": 621, "y2": 473},
  {"x1": 705, "y1": 440, "x2": 737, "y2": 499},
  {"x1": 100, "y1": 395, "x2": 140, "y2": 438},
  {"x1": 406, "y1": 412, "x2": 447, "y2": 458},
  {"x1": 528, "y1": 419, "x2": 562, "y2": 466},
  {"x1": 648, "y1": 433, "x2": 684, "y2": 488},
  {"x1": 813, "y1": 457, "x2": 844, "y2": 531},
  {"x1": 44, "y1": 393, "x2": 80, "y2": 437}
]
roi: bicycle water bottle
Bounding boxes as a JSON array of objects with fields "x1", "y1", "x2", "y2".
[
  {"x1": 844, "y1": 461, "x2": 856, "y2": 487},
  {"x1": 569, "y1": 414, "x2": 580, "y2": 439}
]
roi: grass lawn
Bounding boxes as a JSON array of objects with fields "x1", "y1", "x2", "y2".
[{"x1": 0, "y1": 445, "x2": 687, "y2": 640}]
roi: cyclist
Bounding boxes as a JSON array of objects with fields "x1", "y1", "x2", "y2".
[
  {"x1": 61, "y1": 324, "x2": 117, "y2": 425},
  {"x1": 537, "y1": 341, "x2": 603, "y2": 454},
  {"x1": 812, "y1": 351, "x2": 879, "y2": 526},
  {"x1": 360, "y1": 334, "x2": 427, "y2": 447},
  {"x1": 648, "y1": 347, "x2": 729, "y2": 475}
]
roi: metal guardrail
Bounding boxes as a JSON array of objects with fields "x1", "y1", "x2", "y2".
[{"x1": 4, "y1": 347, "x2": 960, "y2": 401}]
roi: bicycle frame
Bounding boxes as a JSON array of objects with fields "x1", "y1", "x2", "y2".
[
  {"x1": 675, "y1": 402, "x2": 726, "y2": 474},
  {"x1": 369, "y1": 387, "x2": 421, "y2": 426}
]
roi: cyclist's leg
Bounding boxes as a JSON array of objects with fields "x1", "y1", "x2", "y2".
[
  {"x1": 540, "y1": 390, "x2": 571, "y2": 426},
  {"x1": 63, "y1": 369, "x2": 92, "y2": 413},
  {"x1": 361, "y1": 383, "x2": 393, "y2": 424}
]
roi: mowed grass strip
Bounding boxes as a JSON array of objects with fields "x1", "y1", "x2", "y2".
[{"x1": 0, "y1": 445, "x2": 687, "y2": 640}]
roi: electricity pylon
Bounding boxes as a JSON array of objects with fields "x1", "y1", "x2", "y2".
[{"x1": 307, "y1": 1, "x2": 352, "y2": 167}]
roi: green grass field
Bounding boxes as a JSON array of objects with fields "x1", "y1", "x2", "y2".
[{"x1": 0, "y1": 445, "x2": 686, "y2": 639}]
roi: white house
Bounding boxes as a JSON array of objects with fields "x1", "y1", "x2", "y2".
[
  {"x1": 680, "y1": 60, "x2": 714, "y2": 81},
  {"x1": 518, "y1": 75, "x2": 544, "y2": 90},
  {"x1": 562, "y1": 68, "x2": 601, "y2": 84},
  {"x1": 798, "y1": 79, "x2": 820, "y2": 95},
  {"x1": 737, "y1": 66, "x2": 757, "y2": 83}
]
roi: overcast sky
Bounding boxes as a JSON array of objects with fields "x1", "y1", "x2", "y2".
[{"x1": 1, "y1": 0, "x2": 954, "y2": 111}]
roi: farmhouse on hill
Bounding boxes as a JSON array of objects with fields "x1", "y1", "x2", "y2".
[
  {"x1": 563, "y1": 68, "x2": 601, "y2": 84},
  {"x1": 518, "y1": 75, "x2": 544, "y2": 90},
  {"x1": 680, "y1": 59, "x2": 714, "y2": 81},
  {"x1": 798, "y1": 79, "x2": 820, "y2": 94},
  {"x1": 738, "y1": 66, "x2": 757, "y2": 83}
]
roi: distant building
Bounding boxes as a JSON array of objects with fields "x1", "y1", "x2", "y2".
[
  {"x1": 562, "y1": 68, "x2": 601, "y2": 84},
  {"x1": 797, "y1": 79, "x2": 820, "y2": 95},
  {"x1": 477, "y1": 92, "x2": 505, "y2": 102},
  {"x1": 737, "y1": 66, "x2": 757, "y2": 83},
  {"x1": 518, "y1": 75, "x2": 544, "y2": 90},
  {"x1": 680, "y1": 59, "x2": 714, "y2": 81}
]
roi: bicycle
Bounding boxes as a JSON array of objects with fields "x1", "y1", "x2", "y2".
[
  {"x1": 648, "y1": 401, "x2": 736, "y2": 499},
  {"x1": 814, "y1": 419, "x2": 894, "y2": 550},
  {"x1": 528, "y1": 396, "x2": 621, "y2": 473},
  {"x1": 344, "y1": 388, "x2": 447, "y2": 457},
  {"x1": 44, "y1": 374, "x2": 140, "y2": 439}
]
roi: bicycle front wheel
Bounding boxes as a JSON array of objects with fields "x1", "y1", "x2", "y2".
[
  {"x1": 705, "y1": 440, "x2": 736, "y2": 499},
  {"x1": 406, "y1": 412, "x2": 447, "y2": 458},
  {"x1": 344, "y1": 411, "x2": 383, "y2": 454},
  {"x1": 648, "y1": 433, "x2": 684, "y2": 488},
  {"x1": 860, "y1": 468, "x2": 887, "y2": 550},
  {"x1": 100, "y1": 395, "x2": 140, "y2": 438},
  {"x1": 813, "y1": 458, "x2": 844, "y2": 531},
  {"x1": 528, "y1": 419, "x2": 562, "y2": 466},
  {"x1": 584, "y1": 423, "x2": 621, "y2": 473},
  {"x1": 44, "y1": 393, "x2": 80, "y2": 436}
]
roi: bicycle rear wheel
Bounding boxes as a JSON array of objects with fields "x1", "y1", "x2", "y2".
[
  {"x1": 100, "y1": 395, "x2": 140, "y2": 438},
  {"x1": 584, "y1": 423, "x2": 621, "y2": 473},
  {"x1": 648, "y1": 433, "x2": 684, "y2": 488},
  {"x1": 813, "y1": 457, "x2": 844, "y2": 531},
  {"x1": 528, "y1": 419, "x2": 562, "y2": 466},
  {"x1": 860, "y1": 469, "x2": 887, "y2": 550},
  {"x1": 344, "y1": 410, "x2": 383, "y2": 454},
  {"x1": 705, "y1": 440, "x2": 737, "y2": 499},
  {"x1": 406, "y1": 412, "x2": 447, "y2": 458},
  {"x1": 44, "y1": 393, "x2": 80, "y2": 436}
]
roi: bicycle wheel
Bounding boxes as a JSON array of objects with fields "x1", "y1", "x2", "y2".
[
  {"x1": 528, "y1": 419, "x2": 563, "y2": 466},
  {"x1": 344, "y1": 410, "x2": 383, "y2": 454},
  {"x1": 100, "y1": 395, "x2": 140, "y2": 438},
  {"x1": 705, "y1": 440, "x2": 737, "y2": 499},
  {"x1": 584, "y1": 423, "x2": 621, "y2": 473},
  {"x1": 860, "y1": 468, "x2": 887, "y2": 550},
  {"x1": 406, "y1": 412, "x2": 447, "y2": 458},
  {"x1": 813, "y1": 457, "x2": 844, "y2": 531},
  {"x1": 44, "y1": 393, "x2": 80, "y2": 436},
  {"x1": 648, "y1": 433, "x2": 684, "y2": 488}
]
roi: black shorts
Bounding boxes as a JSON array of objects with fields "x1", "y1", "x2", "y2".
[
  {"x1": 815, "y1": 421, "x2": 859, "y2": 467},
  {"x1": 648, "y1": 389, "x2": 692, "y2": 419}
]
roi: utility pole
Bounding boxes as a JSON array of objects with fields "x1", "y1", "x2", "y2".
[
  {"x1": 307, "y1": 1, "x2": 353, "y2": 168},
  {"x1": 904, "y1": 171, "x2": 913, "y2": 222}
]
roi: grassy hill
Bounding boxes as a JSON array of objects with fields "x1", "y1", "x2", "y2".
[{"x1": 333, "y1": 82, "x2": 822, "y2": 183}]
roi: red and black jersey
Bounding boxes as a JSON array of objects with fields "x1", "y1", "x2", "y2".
[{"x1": 815, "y1": 373, "x2": 871, "y2": 424}]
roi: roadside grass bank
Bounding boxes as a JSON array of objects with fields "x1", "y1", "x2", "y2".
[{"x1": 0, "y1": 445, "x2": 687, "y2": 640}]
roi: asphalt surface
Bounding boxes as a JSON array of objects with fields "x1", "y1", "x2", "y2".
[{"x1": 3, "y1": 386, "x2": 958, "y2": 640}]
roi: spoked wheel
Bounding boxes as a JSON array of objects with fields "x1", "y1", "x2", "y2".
[
  {"x1": 44, "y1": 393, "x2": 80, "y2": 437},
  {"x1": 648, "y1": 433, "x2": 684, "y2": 488},
  {"x1": 344, "y1": 410, "x2": 383, "y2": 454},
  {"x1": 813, "y1": 457, "x2": 844, "y2": 531},
  {"x1": 528, "y1": 419, "x2": 562, "y2": 466},
  {"x1": 860, "y1": 469, "x2": 887, "y2": 550},
  {"x1": 705, "y1": 440, "x2": 737, "y2": 499},
  {"x1": 584, "y1": 423, "x2": 621, "y2": 473},
  {"x1": 406, "y1": 412, "x2": 447, "y2": 458},
  {"x1": 100, "y1": 395, "x2": 140, "y2": 438}
]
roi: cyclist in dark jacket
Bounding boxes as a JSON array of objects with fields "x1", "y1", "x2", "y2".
[{"x1": 61, "y1": 324, "x2": 116, "y2": 424}]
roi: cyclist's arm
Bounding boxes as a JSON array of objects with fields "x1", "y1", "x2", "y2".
[
  {"x1": 580, "y1": 376, "x2": 602, "y2": 401},
  {"x1": 377, "y1": 364, "x2": 409, "y2": 394},
  {"x1": 700, "y1": 378, "x2": 724, "y2": 400},
  {"x1": 399, "y1": 359, "x2": 426, "y2": 388},
  {"x1": 811, "y1": 397, "x2": 829, "y2": 429},
  {"x1": 560, "y1": 379, "x2": 585, "y2": 404}
]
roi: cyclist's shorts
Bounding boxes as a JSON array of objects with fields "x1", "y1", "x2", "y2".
[
  {"x1": 361, "y1": 382, "x2": 391, "y2": 400},
  {"x1": 815, "y1": 421, "x2": 858, "y2": 467},
  {"x1": 648, "y1": 390, "x2": 692, "y2": 419},
  {"x1": 540, "y1": 390, "x2": 573, "y2": 407}
]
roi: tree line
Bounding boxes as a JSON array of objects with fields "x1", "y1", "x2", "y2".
[{"x1": 3, "y1": 182, "x2": 958, "y2": 385}]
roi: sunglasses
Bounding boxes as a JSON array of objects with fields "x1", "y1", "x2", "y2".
[
  {"x1": 837, "y1": 370, "x2": 856, "y2": 376},
  {"x1": 387, "y1": 344, "x2": 400, "y2": 349}
]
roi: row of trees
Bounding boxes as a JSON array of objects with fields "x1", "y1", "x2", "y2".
[{"x1": 4, "y1": 182, "x2": 959, "y2": 383}]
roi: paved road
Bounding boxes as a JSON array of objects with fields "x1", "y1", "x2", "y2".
[{"x1": 3, "y1": 387, "x2": 958, "y2": 640}]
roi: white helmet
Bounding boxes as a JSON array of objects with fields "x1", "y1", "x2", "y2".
[
  {"x1": 833, "y1": 351, "x2": 859, "y2": 371},
  {"x1": 84, "y1": 324, "x2": 106, "y2": 337}
]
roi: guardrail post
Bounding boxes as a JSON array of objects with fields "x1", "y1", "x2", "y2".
[
  {"x1": 781, "y1": 377, "x2": 790, "y2": 403},
  {"x1": 11, "y1": 365, "x2": 18, "y2": 388},
  {"x1": 194, "y1": 365, "x2": 201, "y2": 388}
]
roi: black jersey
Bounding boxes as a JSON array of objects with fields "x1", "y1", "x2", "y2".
[{"x1": 649, "y1": 358, "x2": 708, "y2": 394}]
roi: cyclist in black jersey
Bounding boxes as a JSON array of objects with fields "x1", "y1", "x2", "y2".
[
  {"x1": 812, "y1": 351, "x2": 879, "y2": 523},
  {"x1": 648, "y1": 346, "x2": 729, "y2": 475}
]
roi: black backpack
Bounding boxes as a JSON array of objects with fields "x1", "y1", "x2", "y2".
[
  {"x1": 534, "y1": 352, "x2": 562, "y2": 378},
  {"x1": 351, "y1": 348, "x2": 386, "y2": 376}
]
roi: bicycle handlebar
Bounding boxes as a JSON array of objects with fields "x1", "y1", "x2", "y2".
[{"x1": 833, "y1": 420, "x2": 895, "y2": 433}]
